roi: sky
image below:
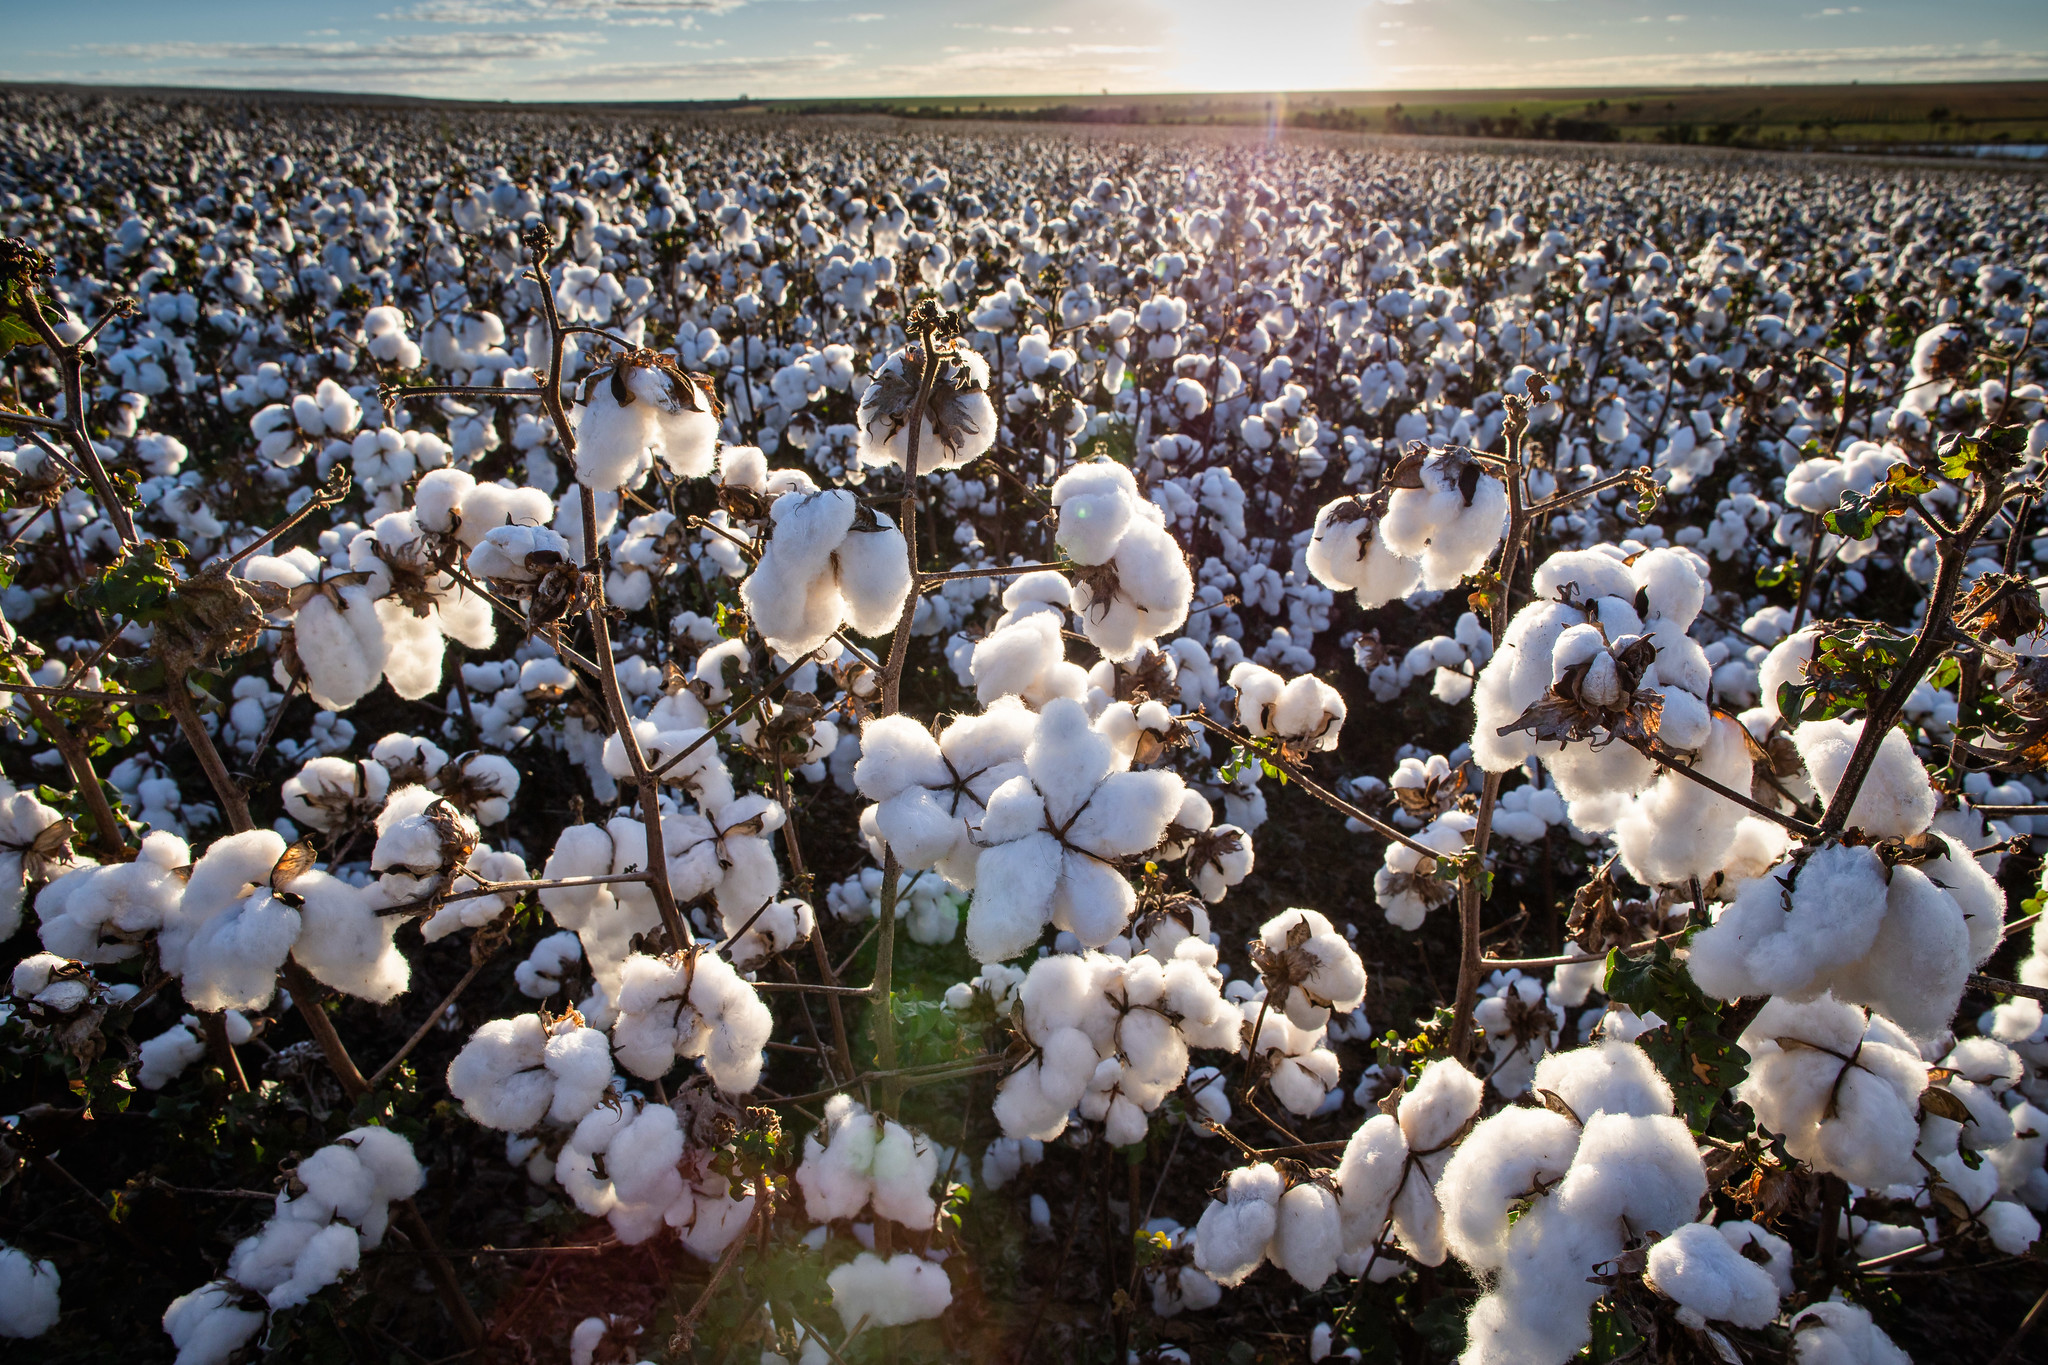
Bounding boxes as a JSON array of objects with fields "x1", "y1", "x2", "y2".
[{"x1": 3, "y1": 0, "x2": 2045, "y2": 101}]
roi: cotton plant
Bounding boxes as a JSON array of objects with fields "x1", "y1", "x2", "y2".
[
  {"x1": 161, "y1": 1128, "x2": 423, "y2": 1365},
  {"x1": 6, "y1": 90, "x2": 2048, "y2": 1365}
]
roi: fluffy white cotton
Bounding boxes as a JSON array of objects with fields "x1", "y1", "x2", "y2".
[
  {"x1": 1256, "y1": 908, "x2": 1367, "y2": 1029},
  {"x1": 796, "y1": 1095, "x2": 940, "y2": 1230},
  {"x1": 161, "y1": 830, "x2": 299, "y2": 1012},
  {"x1": 609, "y1": 949, "x2": 773, "y2": 1093},
  {"x1": 1734, "y1": 994, "x2": 1927, "y2": 1188},
  {"x1": 1378, "y1": 450, "x2": 1509, "y2": 591},
  {"x1": 0, "y1": 1243, "x2": 60, "y2": 1339},
  {"x1": 447, "y1": 1013, "x2": 615, "y2": 1132},
  {"x1": 826, "y1": 1252, "x2": 953, "y2": 1332},
  {"x1": 1788, "y1": 1301, "x2": 1911, "y2": 1364},
  {"x1": 1791, "y1": 718, "x2": 1936, "y2": 839},
  {"x1": 1643, "y1": 1222, "x2": 1779, "y2": 1329},
  {"x1": 1193, "y1": 1163, "x2": 1283, "y2": 1287}
]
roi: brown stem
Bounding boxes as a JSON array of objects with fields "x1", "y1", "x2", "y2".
[
  {"x1": 1617, "y1": 735, "x2": 1822, "y2": 838},
  {"x1": 198, "y1": 1010, "x2": 251, "y2": 1093},
  {"x1": 368, "y1": 957, "x2": 488, "y2": 1088},
  {"x1": 163, "y1": 676, "x2": 252, "y2": 833},
  {"x1": 13, "y1": 687, "x2": 129, "y2": 860}
]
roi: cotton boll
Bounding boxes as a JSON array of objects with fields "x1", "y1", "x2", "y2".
[
  {"x1": 291, "y1": 585, "x2": 391, "y2": 710},
  {"x1": 1613, "y1": 715, "x2": 1752, "y2": 888},
  {"x1": 1735, "y1": 995, "x2": 1927, "y2": 1187},
  {"x1": 161, "y1": 1281, "x2": 264, "y2": 1365},
  {"x1": 281, "y1": 757, "x2": 390, "y2": 833},
  {"x1": 1792, "y1": 717, "x2": 1936, "y2": 839},
  {"x1": 1192, "y1": 1163, "x2": 1283, "y2": 1287},
  {"x1": 165, "y1": 829, "x2": 298, "y2": 1012},
  {"x1": 0, "y1": 1242, "x2": 60, "y2": 1338},
  {"x1": 741, "y1": 488, "x2": 859, "y2": 656},
  {"x1": 35, "y1": 830, "x2": 187, "y2": 963},
  {"x1": 826, "y1": 1251, "x2": 953, "y2": 1333},
  {"x1": 1435, "y1": 1106, "x2": 1580, "y2": 1272},
  {"x1": 1788, "y1": 1301, "x2": 1912, "y2": 1365},
  {"x1": 1715, "y1": 1221, "x2": 1795, "y2": 1295},
  {"x1": 1530, "y1": 1040, "x2": 1674, "y2": 1122},
  {"x1": 1926, "y1": 831, "x2": 2007, "y2": 966},
  {"x1": 1378, "y1": 450, "x2": 1509, "y2": 591},
  {"x1": 1643, "y1": 1222, "x2": 1779, "y2": 1329},
  {"x1": 834, "y1": 520, "x2": 913, "y2": 637},
  {"x1": 1256, "y1": 909, "x2": 1367, "y2": 1029},
  {"x1": 137, "y1": 1022, "x2": 208, "y2": 1089},
  {"x1": 292, "y1": 870, "x2": 409, "y2": 1003},
  {"x1": 1827, "y1": 861, "x2": 1973, "y2": 1044},
  {"x1": 1687, "y1": 842, "x2": 1890, "y2": 1002},
  {"x1": 1051, "y1": 460, "x2": 1139, "y2": 565},
  {"x1": 1757, "y1": 627, "x2": 1819, "y2": 723},
  {"x1": 1269, "y1": 1183, "x2": 1343, "y2": 1289},
  {"x1": 1305, "y1": 497, "x2": 1423, "y2": 609}
]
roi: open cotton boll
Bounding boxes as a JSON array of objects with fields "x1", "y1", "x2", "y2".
[
  {"x1": 609, "y1": 948, "x2": 772, "y2": 1093},
  {"x1": 1788, "y1": 1301, "x2": 1912, "y2": 1365},
  {"x1": 1305, "y1": 496, "x2": 1423, "y2": 609},
  {"x1": 447, "y1": 1013, "x2": 614, "y2": 1132},
  {"x1": 291, "y1": 583, "x2": 391, "y2": 711},
  {"x1": 1529, "y1": 1040, "x2": 1674, "y2": 1121},
  {"x1": 856, "y1": 343, "x2": 997, "y2": 472},
  {"x1": 971, "y1": 611, "x2": 1088, "y2": 709},
  {"x1": 35, "y1": 829, "x2": 187, "y2": 963},
  {"x1": 573, "y1": 366, "x2": 663, "y2": 490},
  {"x1": 796, "y1": 1094, "x2": 940, "y2": 1230},
  {"x1": 137, "y1": 1021, "x2": 208, "y2": 1089},
  {"x1": 1688, "y1": 842, "x2": 1891, "y2": 1002},
  {"x1": 1378, "y1": 449, "x2": 1509, "y2": 591},
  {"x1": 1435, "y1": 1106, "x2": 1581, "y2": 1272},
  {"x1": 825, "y1": 1251, "x2": 953, "y2": 1333},
  {"x1": 1826, "y1": 860, "x2": 1973, "y2": 1044},
  {"x1": 291, "y1": 870, "x2": 409, "y2": 1003},
  {"x1": 1269, "y1": 1182, "x2": 1344, "y2": 1289},
  {"x1": 1192, "y1": 1163, "x2": 1283, "y2": 1287},
  {"x1": 1255, "y1": 909, "x2": 1366, "y2": 1029},
  {"x1": 281, "y1": 757, "x2": 390, "y2": 833},
  {"x1": 467, "y1": 523, "x2": 572, "y2": 581},
  {"x1": 1791, "y1": 717, "x2": 1936, "y2": 839},
  {"x1": 0, "y1": 1242, "x2": 60, "y2": 1339},
  {"x1": 161, "y1": 829, "x2": 299, "y2": 1012},
  {"x1": 741, "y1": 488, "x2": 859, "y2": 656},
  {"x1": 1757, "y1": 627, "x2": 1819, "y2": 723},
  {"x1": 1072, "y1": 517, "x2": 1193, "y2": 661},
  {"x1": 1051, "y1": 460, "x2": 1140, "y2": 565},
  {"x1": 1612, "y1": 714, "x2": 1752, "y2": 888},
  {"x1": 1643, "y1": 1222, "x2": 1780, "y2": 1329},
  {"x1": 162, "y1": 1281, "x2": 264, "y2": 1365},
  {"x1": 1734, "y1": 994, "x2": 1927, "y2": 1188}
]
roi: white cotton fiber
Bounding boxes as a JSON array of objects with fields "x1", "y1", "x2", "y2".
[
  {"x1": 1687, "y1": 842, "x2": 1890, "y2": 1003},
  {"x1": 0, "y1": 1243, "x2": 60, "y2": 1338},
  {"x1": 1193, "y1": 1163, "x2": 1283, "y2": 1287},
  {"x1": 1268, "y1": 1183, "x2": 1343, "y2": 1289},
  {"x1": 826, "y1": 1252, "x2": 953, "y2": 1332},
  {"x1": 1788, "y1": 1302, "x2": 1911, "y2": 1365},
  {"x1": 1792, "y1": 718, "x2": 1936, "y2": 839},
  {"x1": 1643, "y1": 1222, "x2": 1779, "y2": 1329}
]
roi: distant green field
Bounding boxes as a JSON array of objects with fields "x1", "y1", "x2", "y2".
[{"x1": 757, "y1": 81, "x2": 2048, "y2": 153}]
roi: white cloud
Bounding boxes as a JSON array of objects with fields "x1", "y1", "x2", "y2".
[{"x1": 953, "y1": 23, "x2": 1076, "y2": 35}]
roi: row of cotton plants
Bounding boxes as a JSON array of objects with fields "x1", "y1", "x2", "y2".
[{"x1": 2, "y1": 84, "x2": 2047, "y2": 1364}]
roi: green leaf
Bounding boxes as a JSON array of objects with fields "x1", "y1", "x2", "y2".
[
  {"x1": 1603, "y1": 935, "x2": 1746, "y2": 1133},
  {"x1": 73, "y1": 539, "x2": 184, "y2": 623}
]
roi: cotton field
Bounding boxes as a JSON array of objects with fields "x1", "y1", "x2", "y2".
[{"x1": 3, "y1": 85, "x2": 2048, "y2": 1363}]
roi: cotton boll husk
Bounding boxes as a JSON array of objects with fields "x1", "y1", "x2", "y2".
[
  {"x1": 835, "y1": 521, "x2": 912, "y2": 637},
  {"x1": 1826, "y1": 862, "x2": 1972, "y2": 1044},
  {"x1": 1788, "y1": 1301, "x2": 1912, "y2": 1365},
  {"x1": 1469, "y1": 602, "x2": 1580, "y2": 773},
  {"x1": 1792, "y1": 717, "x2": 1936, "y2": 839},
  {"x1": 825, "y1": 1252, "x2": 952, "y2": 1332},
  {"x1": 293, "y1": 585, "x2": 391, "y2": 710},
  {"x1": 1643, "y1": 1222, "x2": 1779, "y2": 1329},
  {"x1": 1269, "y1": 1183, "x2": 1344, "y2": 1289},
  {"x1": 1435, "y1": 1106, "x2": 1581, "y2": 1272},
  {"x1": 1270, "y1": 675, "x2": 1347, "y2": 750},
  {"x1": 292, "y1": 870, "x2": 408, "y2": 1003},
  {"x1": 1530, "y1": 1040, "x2": 1675, "y2": 1122},
  {"x1": 0, "y1": 1243, "x2": 60, "y2": 1339},
  {"x1": 1614, "y1": 714, "x2": 1751, "y2": 887},
  {"x1": 1051, "y1": 460, "x2": 1139, "y2": 565},
  {"x1": 1687, "y1": 842, "x2": 1890, "y2": 1002},
  {"x1": 162, "y1": 1281, "x2": 264, "y2": 1365}
]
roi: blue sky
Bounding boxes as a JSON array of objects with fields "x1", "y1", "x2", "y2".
[{"x1": 4, "y1": 1, "x2": 2045, "y2": 100}]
